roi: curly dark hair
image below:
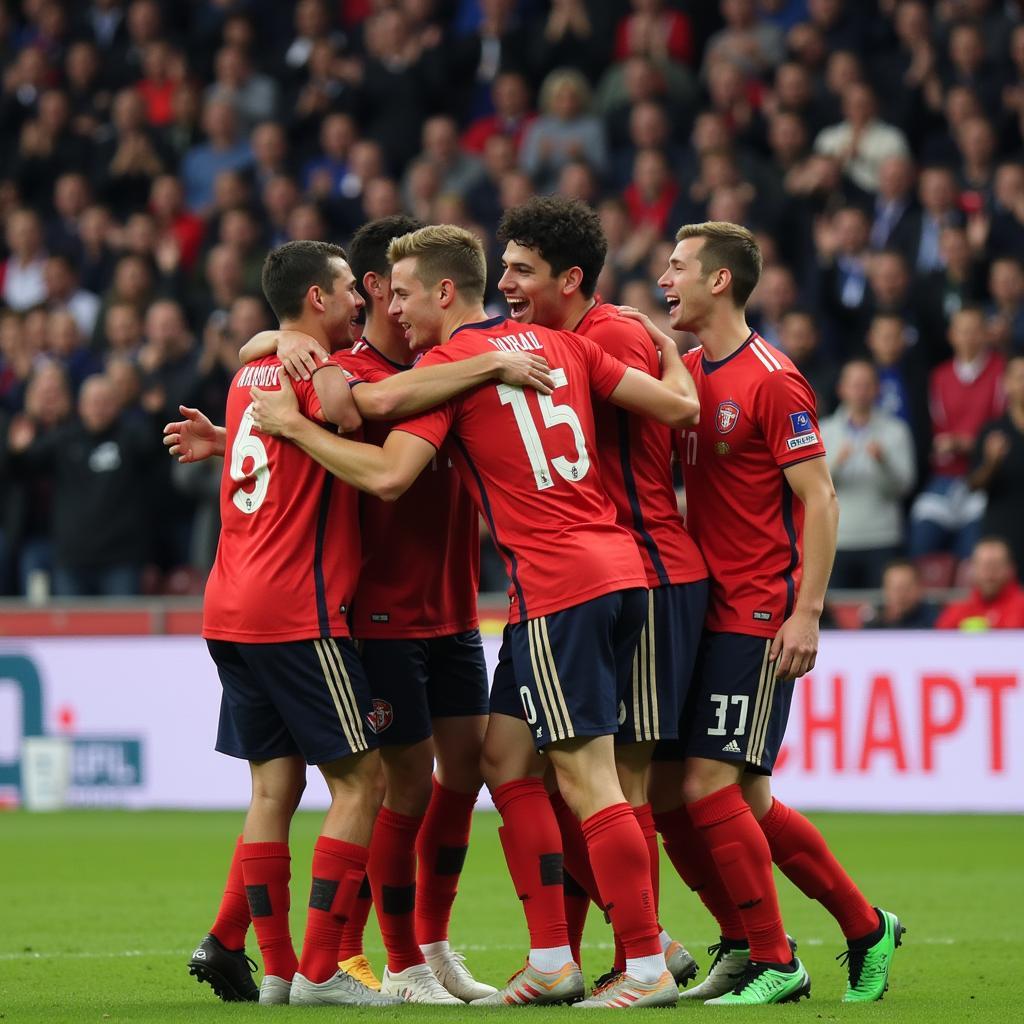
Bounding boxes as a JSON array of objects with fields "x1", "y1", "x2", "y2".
[
  {"x1": 497, "y1": 197, "x2": 607, "y2": 298},
  {"x1": 348, "y1": 214, "x2": 423, "y2": 300}
]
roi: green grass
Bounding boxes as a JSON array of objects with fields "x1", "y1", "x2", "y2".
[{"x1": 1, "y1": 811, "x2": 1022, "y2": 1022}]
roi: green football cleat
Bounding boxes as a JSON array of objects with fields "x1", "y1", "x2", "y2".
[
  {"x1": 840, "y1": 908, "x2": 905, "y2": 1002},
  {"x1": 705, "y1": 957, "x2": 811, "y2": 1005}
]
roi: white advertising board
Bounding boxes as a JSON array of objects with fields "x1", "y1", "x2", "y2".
[{"x1": 1, "y1": 632, "x2": 1021, "y2": 812}]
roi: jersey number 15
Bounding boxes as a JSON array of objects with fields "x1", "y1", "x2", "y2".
[{"x1": 497, "y1": 368, "x2": 590, "y2": 491}]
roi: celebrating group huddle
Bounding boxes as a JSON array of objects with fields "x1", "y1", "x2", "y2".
[{"x1": 164, "y1": 198, "x2": 903, "y2": 1009}]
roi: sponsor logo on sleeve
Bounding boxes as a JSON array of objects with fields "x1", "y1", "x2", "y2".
[
  {"x1": 716, "y1": 400, "x2": 741, "y2": 434},
  {"x1": 789, "y1": 410, "x2": 814, "y2": 435},
  {"x1": 786, "y1": 432, "x2": 819, "y2": 451}
]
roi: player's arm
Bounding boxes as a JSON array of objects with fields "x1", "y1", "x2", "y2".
[
  {"x1": 238, "y1": 330, "x2": 329, "y2": 380},
  {"x1": 771, "y1": 456, "x2": 839, "y2": 680},
  {"x1": 312, "y1": 365, "x2": 362, "y2": 433},
  {"x1": 250, "y1": 375, "x2": 436, "y2": 501},
  {"x1": 163, "y1": 405, "x2": 227, "y2": 462},
  {"x1": 352, "y1": 351, "x2": 553, "y2": 420}
]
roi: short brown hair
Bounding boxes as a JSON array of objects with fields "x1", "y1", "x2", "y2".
[
  {"x1": 387, "y1": 224, "x2": 487, "y2": 301},
  {"x1": 675, "y1": 221, "x2": 762, "y2": 306}
]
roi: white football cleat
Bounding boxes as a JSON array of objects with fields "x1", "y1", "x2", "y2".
[
  {"x1": 381, "y1": 962, "x2": 464, "y2": 1004},
  {"x1": 425, "y1": 948, "x2": 497, "y2": 1001},
  {"x1": 289, "y1": 970, "x2": 404, "y2": 1006},
  {"x1": 258, "y1": 975, "x2": 291, "y2": 1005}
]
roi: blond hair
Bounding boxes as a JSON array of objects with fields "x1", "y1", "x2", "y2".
[
  {"x1": 675, "y1": 221, "x2": 763, "y2": 306},
  {"x1": 387, "y1": 224, "x2": 487, "y2": 301}
]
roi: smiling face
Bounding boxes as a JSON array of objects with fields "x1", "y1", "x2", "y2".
[
  {"x1": 658, "y1": 237, "x2": 718, "y2": 333},
  {"x1": 498, "y1": 241, "x2": 576, "y2": 328},
  {"x1": 388, "y1": 257, "x2": 445, "y2": 352}
]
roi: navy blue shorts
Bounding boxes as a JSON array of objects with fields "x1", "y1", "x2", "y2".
[
  {"x1": 489, "y1": 589, "x2": 648, "y2": 750},
  {"x1": 678, "y1": 631, "x2": 795, "y2": 775},
  {"x1": 357, "y1": 629, "x2": 489, "y2": 746},
  {"x1": 209, "y1": 637, "x2": 376, "y2": 765},
  {"x1": 617, "y1": 580, "x2": 707, "y2": 745}
]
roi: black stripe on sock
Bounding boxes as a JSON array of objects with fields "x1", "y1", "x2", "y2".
[
  {"x1": 434, "y1": 844, "x2": 468, "y2": 876},
  {"x1": 245, "y1": 884, "x2": 272, "y2": 918},
  {"x1": 309, "y1": 876, "x2": 339, "y2": 912},
  {"x1": 381, "y1": 883, "x2": 416, "y2": 916},
  {"x1": 539, "y1": 852, "x2": 564, "y2": 886}
]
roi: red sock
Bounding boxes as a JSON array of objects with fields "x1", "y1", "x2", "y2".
[
  {"x1": 240, "y1": 841, "x2": 298, "y2": 980},
  {"x1": 493, "y1": 778, "x2": 569, "y2": 949},
  {"x1": 633, "y1": 804, "x2": 660, "y2": 912},
  {"x1": 550, "y1": 789, "x2": 600, "y2": 966},
  {"x1": 210, "y1": 835, "x2": 250, "y2": 950},
  {"x1": 582, "y1": 803, "x2": 661, "y2": 960},
  {"x1": 414, "y1": 778, "x2": 477, "y2": 945},
  {"x1": 760, "y1": 799, "x2": 877, "y2": 940},
  {"x1": 653, "y1": 806, "x2": 745, "y2": 940},
  {"x1": 688, "y1": 786, "x2": 790, "y2": 964},
  {"x1": 563, "y1": 872, "x2": 590, "y2": 967},
  {"x1": 367, "y1": 806, "x2": 424, "y2": 971},
  {"x1": 337, "y1": 873, "x2": 373, "y2": 960},
  {"x1": 297, "y1": 836, "x2": 369, "y2": 983}
]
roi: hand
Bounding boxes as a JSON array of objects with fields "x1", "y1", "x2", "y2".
[
  {"x1": 250, "y1": 374, "x2": 301, "y2": 437},
  {"x1": 493, "y1": 352, "x2": 554, "y2": 394},
  {"x1": 770, "y1": 609, "x2": 820, "y2": 680},
  {"x1": 618, "y1": 306, "x2": 679, "y2": 361},
  {"x1": 835, "y1": 442, "x2": 854, "y2": 465},
  {"x1": 983, "y1": 430, "x2": 1010, "y2": 465},
  {"x1": 277, "y1": 331, "x2": 331, "y2": 381},
  {"x1": 163, "y1": 405, "x2": 221, "y2": 462},
  {"x1": 933, "y1": 432, "x2": 958, "y2": 457},
  {"x1": 865, "y1": 440, "x2": 883, "y2": 461},
  {"x1": 7, "y1": 415, "x2": 36, "y2": 453}
]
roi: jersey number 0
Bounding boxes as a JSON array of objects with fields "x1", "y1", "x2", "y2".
[{"x1": 497, "y1": 368, "x2": 590, "y2": 491}]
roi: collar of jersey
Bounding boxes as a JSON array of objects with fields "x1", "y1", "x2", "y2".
[
  {"x1": 360, "y1": 337, "x2": 413, "y2": 371},
  {"x1": 701, "y1": 331, "x2": 755, "y2": 374},
  {"x1": 450, "y1": 314, "x2": 505, "y2": 337}
]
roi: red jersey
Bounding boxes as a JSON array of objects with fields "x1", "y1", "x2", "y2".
[
  {"x1": 395, "y1": 316, "x2": 646, "y2": 624},
  {"x1": 576, "y1": 302, "x2": 706, "y2": 588},
  {"x1": 340, "y1": 339, "x2": 479, "y2": 638},
  {"x1": 203, "y1": 354, "x2": 360, "y2": 643},
  {"x1": 677, "y1": 333, "x2": 827, "y2": 638},
  {"x1": 929, "y1": 352, "x2": 1005, "y2": 477},
  {"x1": 935, "y1": 581, "x2": 1024, "y2": 630}
]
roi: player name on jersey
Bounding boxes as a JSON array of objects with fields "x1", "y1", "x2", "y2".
[
  {"x1": 235, "y1": 364, "x2": 282, "y2": 389},
  {"x1": 486, "y1": 331, "x2": 543, "y2": 353}
]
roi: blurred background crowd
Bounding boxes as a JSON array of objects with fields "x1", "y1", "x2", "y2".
[{"x1": 1, "y1": 0, "x2": 1023, "y2": 629}]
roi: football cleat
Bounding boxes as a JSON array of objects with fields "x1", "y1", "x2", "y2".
[
  {"x1": 470, "y1": 960, "x2": 585, "y2": 1006},
  {"x1": 289, "y1": 970, "x2": 404, "y2": 1006},
  {"x1": 425, "y1": 948, "x2": 498, "y2": 1001},
  {"x1": 381, "y1": 962, "x2": 464, "y2": 1004},
  {"x1": 338, "y1": 953, "x2": 381, "y2": 991},
  {"x1": 258, "y1": 975, "x2": 292, "y2": 1005},
  {"x1": 680, "y1": 932, "x2": 797, "y2": 1001},
  {"x1": 574, "y1": 969, "x2": 679, "y2": 1009},
  {"x1": 187, "y1": 933, "x2": 258, "y2": 1002},
  {"x1": 839, "y1": 908, "x2": 905, "y2": 1003},
  {"x1": 705, "y1": 957, "x2": 811, "y2": 1005},
  {"x1": 664, "y1": 939, "x2": 699, "y2": 987}
]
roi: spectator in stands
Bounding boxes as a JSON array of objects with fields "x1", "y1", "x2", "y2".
[
  {"x1": 703, "y1": 0, "x2": 781, "y2": 75},
  {"x1": 778, "y1": 308, "x2": 838, "y2": 415},
  {"x1": 867, "y1": 559, "x2": 939, "y2": 629},
  {"x1": 301, "y1": 112, "x2": 356, "y2": 197},
  {"x1": 148, "y1": 174, "x2": 205, "y2": 276},
  {"x1": 823, "y1": 360, "x2": 916, "y2": 588},
  {"x1": 622, "y1": 148, "x2": 681, "y2": 235},
  {"x1": 813, "y1": 82, "x2": 910, "y2": 193},
  {"x1": 43, "y1": 253, "x2": 101, "y2": 340},
  {"x1": 869, "y1": 155, "x2": 917, "y2": 251},
  {"x1": 906, "y1": 165, "x2": 964, "y2": 276},
  {"x1": 749, "y1": 263, "x2": 798, "y2": 350},
  {"x1": 984, "y1": 161, "x2": 1024, "y2": 259},
  {"x1": 533, "y1": 0, "x2": 610, "y2": 83},
  {"x1": 461, "y1": 71, "x2": 534, "y2": 155},
  {"x1": 520, "y1": 68, "x2": 607, "y2": 192},
  {"x1": 135, "y1": 40, "x2": 184, "y2": 129},
  {"x1": 205, "y1": 45, "x2": 279, "y2": 134},
  {"x1": 48, "y1": 311, "x2": 101, "y2": 392},
  {"x1": 970, "y1": 355, "x2": 1024, "y2": 571},
  {"x1": 915, "y1": 225, "x2": 983, "y2": 364},
  {"x1": 986, "y1": 257, "x2": 1024, "y2": 355},
  {"x1": 815, "y1": 204, "x2": 872, "y2": 353},
  {"x1": 101, "y1": 302, "x2": 144, "y2": 357},
  {"x1": 7, "y1": 372, "x2": 159, "y2": 597},
  {"x1": 94, "y1": 87, "x2": 167, "y2": 218},
  {"x1": 179, "y1": 98, "x2": 253, "y2": 215},
  {"x1": 1, "y1": 208, "x2": 47, "y2": 312},
  {"x1": 935, "y1": 536, "x2": 1024, "y2": 630},
  {"x1": 417, "y1": 114, "x2": 484, "y2": 197},
  {"x1": 942, "y1": 21, "x2": 1001, "y2": 113},
  {"x1": 909, "y1": 306, "x2": 1005, "y2": 558}
]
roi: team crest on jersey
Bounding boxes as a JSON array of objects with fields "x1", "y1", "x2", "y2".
[
  {"x1": 365, "y1": 699, "x2": 393, "y2": 734},
  {"x1": 716, "y1": 400, "x2": 741, "y2": 434}
]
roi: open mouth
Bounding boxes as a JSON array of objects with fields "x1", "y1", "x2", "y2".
[
  {"x1": 506, "y1": 297, "x2": 529, "y2": 320},
  {"x1": 665, "y1": 297, "x2": 680, "y2": 314}
]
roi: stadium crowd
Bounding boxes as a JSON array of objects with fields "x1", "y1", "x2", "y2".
[{"x1": 0, "y1": 0, "x2": 1023, "y2": 626}]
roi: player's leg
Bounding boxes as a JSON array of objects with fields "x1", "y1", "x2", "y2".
[
  {"x1": 247, "y1": 636, "x2": 398, "y2": 1008},
  {"x1": 357, "y1": 639, "x2": 461, "y2": 1004},
  {"x1": 681, "y1": 633, "x2": 809, "y2": 1006},
  {"x1": 742, "y1": 773, "x2": 905, "y2": 1002},
  {"x1": 188, "y1": 639, "x2": 300, "y2": 1004},
  {"x1": 414, "y1": 630, "x2": 496, "y2": 999},
  {"x1": 534, "y1": 590, "x2": 677, "y2": 1009}
]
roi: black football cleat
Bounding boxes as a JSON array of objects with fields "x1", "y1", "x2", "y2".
[{"x1": 187, "y1": 933, "x2": 259, "y2": 1002}]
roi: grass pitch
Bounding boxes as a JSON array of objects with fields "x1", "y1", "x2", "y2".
[{"x1": 1, "y1": 810, "x2": 1021, "y2": 1022}]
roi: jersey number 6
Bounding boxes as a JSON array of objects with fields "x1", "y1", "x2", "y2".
[
  {"x1": 497, "y1": 368, "x2": 591, "y2": 491},
  {"x1": 230, "y1": 403, "x2": 271, "y2": 515}
]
